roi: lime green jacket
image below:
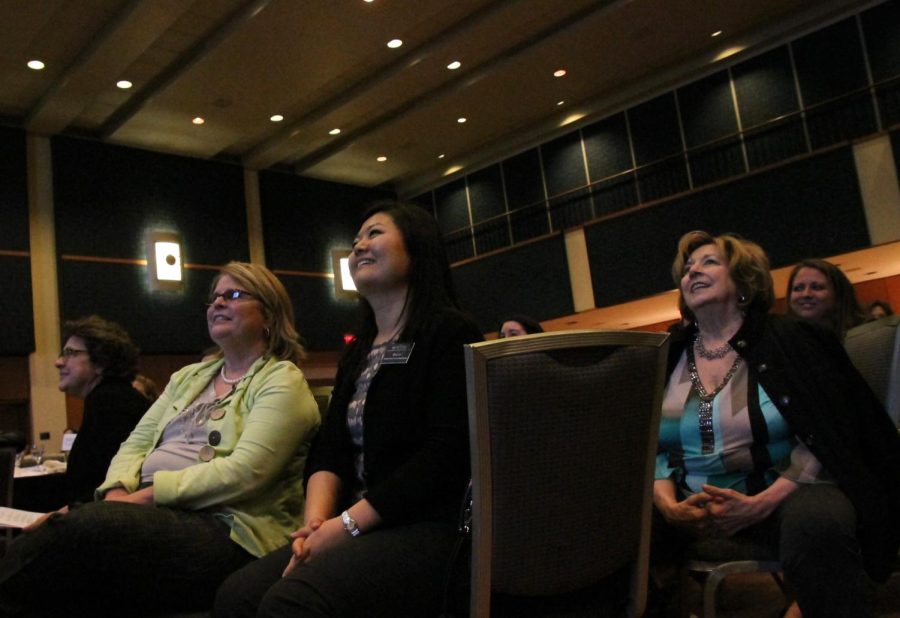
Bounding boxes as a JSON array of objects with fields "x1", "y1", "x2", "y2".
[{"x1": 98, "y1": 355, "x2": 320, "y2": 557}]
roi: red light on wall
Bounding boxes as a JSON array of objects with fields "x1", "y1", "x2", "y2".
[{"x1": 343, "y1": 333, "x2": 356, "y2": 345}]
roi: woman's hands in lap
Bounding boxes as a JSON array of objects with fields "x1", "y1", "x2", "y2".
[
  {"x1": 282, "y1": 516, "x2": 349, "y2": 576},
  {"x1": 659, "y1": 491, "x2": 713, "y2": 536}
]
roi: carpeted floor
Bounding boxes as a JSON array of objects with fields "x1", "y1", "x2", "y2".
[{"x1": 678, "y1": 572, "x2": 900, "y2": 617}]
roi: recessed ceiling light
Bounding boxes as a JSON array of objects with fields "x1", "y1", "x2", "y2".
[
  {"x1": 270, "y1": 114, "x2": 284, "y2": 122},
  {"x1": 553, "y1": 69, "x2": 567, "y2": 77},
  {"x1": 116, "y1": 80, "x2": 132, "y2": 89},
  {"x1": 364, "y1": 0, "x2": 374, "y2": 3},
  {"x1": 447, "y1": 61, "x2": 461, "y2": 70},
  {"x1": 192, "y1": 117, "x2": 205, "y2": 125},
  {"x1": 377, "y1": 155, "x2": 387, "y2": 162},
  {"x1": 711, "y1": 30, "x2": 723, "y2": 37},
  {"x1": 438, "y1": 154, "x2": 445, "y2": 159},
  {"x1": 457, "y1": 117, "x2": 467, "y2": 124},
  {"x1": 387, "y1": 39, "x2": 403, "y2": 49},
  {"x1": 557, "y1": 100, "x2": 565, "y2": 106},
  {"x1": 27, "y1": 60, "x2": 45, "y2": 70},
  {"x1": 329, "y1": 128, "x2": 341, "y2": 135}
]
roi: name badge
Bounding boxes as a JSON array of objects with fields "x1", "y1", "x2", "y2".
[{"x1": 381, "y1": 342, "x2": 415, "y2": 365}]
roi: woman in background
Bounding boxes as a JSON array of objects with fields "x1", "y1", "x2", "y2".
[
  {"x1": 654, "y1": 231, "x2": 900, "y2": 617},
  {"x1": 866, "y1": 299, "x2": 894, "y2": 322},
  {"x1": 54, "y1": 315, "x2": 149, "y2": 506},
  {"x1": 786, "y1": 258, "x2": 864, "y2": 340},
  {"x1": 0, "y1": 262, "x2": 320, "y2": 616},
  {"x1": 498, "y1": 314, "x2": 544, "y2": 338},
  {"x1": 215, "y1": 202, "x2": 483, "y2": 617}
]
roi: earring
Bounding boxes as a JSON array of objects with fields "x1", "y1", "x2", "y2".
[
  {"x1": 739, "y1": 293, "x2": 748, "y2": 304},
  {"x1": 264, "y1": 327, "x2": 271, "y2": 338}
]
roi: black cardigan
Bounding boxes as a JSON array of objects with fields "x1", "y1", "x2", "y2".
[
  {"x1": 304, "y1": 308, "x2": 483, "y2": 526},
  {"x1": 667, "y1": 312, "x2": 900, "y2": 581},
  {"x1": 65, "y1": 377, "x2": 149, "y2": 505}
]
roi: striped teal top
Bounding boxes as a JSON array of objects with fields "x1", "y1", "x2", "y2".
[{"x1": 656, "y1": 351, "x2": 825, "y2": 496}]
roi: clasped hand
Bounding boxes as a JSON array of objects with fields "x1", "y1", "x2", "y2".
[
  {"x1": 282, "y1": 516, "x2": 349, "y2": 577},
  {"x1": 666, "y1": 485, "x2": 767, "y2": 538}
]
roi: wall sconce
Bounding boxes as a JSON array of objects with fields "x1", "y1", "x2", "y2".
[
  {"x1": 331, "y1": 249, "x2": 357, "y2": 300},
  {"x1": 146, "y1": 231, "x2": 184, "y2": 292}
]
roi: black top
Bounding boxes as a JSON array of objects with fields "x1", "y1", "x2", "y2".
[
  {"x1": 65, "y1": 377, "x2": 149, "y2": 505},
  {"x1": 304, "y1": 308, "x2": 483, "y2": 525},
  {"x1": 667, "y1": 312, "x2": 900, "y2": 581}
]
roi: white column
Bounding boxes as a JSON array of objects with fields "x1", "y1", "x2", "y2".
[
  {"x1": 27, "y1": 135, "x2": 66, "y2": 446},
  {"x1": 244, "y1": 168, "x2": 266, "y2": 265},
  {"x1": 564, "y1": 228, "x2": 595, "y2": 313},
  {"x1": 853, "y1": 134, "x2": 900, "y2": 245}
]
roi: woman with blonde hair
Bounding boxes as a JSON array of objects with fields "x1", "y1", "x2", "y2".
[{"x1": 0, "y1": 262, "x2": 320, "y2": 616}]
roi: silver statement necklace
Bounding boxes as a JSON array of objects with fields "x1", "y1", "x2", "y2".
[
  {"x1": 694, "y1": 331, "x2": 733, "y2": 361},
  {"x1": 220, "y1": 365, "x2": 247, "y2": 385}
]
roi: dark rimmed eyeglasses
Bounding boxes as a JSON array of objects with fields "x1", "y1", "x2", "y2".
[
  {"x1": 206, "y1": 288, "x2": 256, "y2": 306},
  {"x1": 59, "y1": 347, "x2": 89, "y2": 359}
]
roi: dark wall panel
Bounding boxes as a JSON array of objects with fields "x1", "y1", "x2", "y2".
[
  {"x1": 260, "y1": 171, "x2": 388, "y2": 273},
  {"x1": 1, "y1": 126, "x2": 29, "y2": 250},
  {"x1": 467, "y1": 164, "x2": 506, "y2": 224},
  {"x1": 53, "y1": 137, "x2": 247, "y2": 263},
  {"x1": 53, "y1": 137, "x2": 248, "y2": 354},
  {"x1": 281, "y1": 276, "x2": 359, "y2": 352},
  {"x1": 542, "y1": 132, "x2": 587, "y2": 195},
  {"x1": 628, "y1": 92, "x2": 683, "y2": 165},
  {"x1": 0, "y1": 257, "x2": 34, "y2": 355},
  {"x1": 587, "y1": 147, "x2": 868, "y2": 308},
  {"x1": 434, "y1": 178, "x2": 469, "y2": 236},
  {"x1": 732, "y1": 46, "x2": 799, "y2": 127},
  {"x1": 793, "y1": 18, "x2": 868, "y2": 106},
  {"x1": 862, "y1": 0, "x2": 900, "y2": 83},
  {"x1": 679, "y1": 70, "x2": 739, "y2": 147},
  {"x1": 583, "y1": 112, "x2": 632, "y2": 181},
  {"x1": 502, "y1": 148, "x2": 545, "y2": 210},
  {"x1": 58, "y1": 261, "x2": 216, "y2": 355},
  {"x1": 0, "y1": 126, "x2": 33, "y2": 354},
  {"x1": 453, "y1": 235, "x2": 572, "y2": 333}
]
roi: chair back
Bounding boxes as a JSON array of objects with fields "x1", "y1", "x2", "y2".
[
  {"x1": 465, "y1": 330, "x2": 669, "y2": 617},
  {"x1": 844, "y1": 315, "x2": 900, "y2": 425}
]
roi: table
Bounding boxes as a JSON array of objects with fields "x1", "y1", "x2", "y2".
[{"x1": 13, "y1": 465, "x2": 67, "y2": 513}]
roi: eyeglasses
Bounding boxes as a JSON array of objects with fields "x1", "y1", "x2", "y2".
[
  {"x1": 207, "y1": 288, "x2": 256, "y2": 306},
  {"x1": 59, "y1": 347, "x2": 89, "y2": 359}
]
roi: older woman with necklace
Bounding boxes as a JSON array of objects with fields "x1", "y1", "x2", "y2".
[{"x1": 653, "y1": 231, "x2": 900, "y2": 617}]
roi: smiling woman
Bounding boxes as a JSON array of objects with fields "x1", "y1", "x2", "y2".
[
  {"x1": 0, "y1": 262, "x2": 320, "y2": 616},
  {"x1": 214, "y1": 203, "x2": 483, "y2": 618},
  {"x1": 786, "y1": 258, "x2": 864, "y2": 340}
]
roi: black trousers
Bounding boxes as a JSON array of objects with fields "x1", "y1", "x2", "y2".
[{"x1": 0, "y1": 501, "x2": 253, "y2": 617}]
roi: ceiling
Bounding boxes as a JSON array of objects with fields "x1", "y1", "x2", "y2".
[{"x1": 0, "y1": 0, "x2": 877, "y2": 196}]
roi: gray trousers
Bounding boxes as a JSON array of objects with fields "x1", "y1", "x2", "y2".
[{"x1": 0, "y1": 501, "x2": 253, "y2": 617}]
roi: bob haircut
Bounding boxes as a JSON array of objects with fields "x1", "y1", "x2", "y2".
[
  {"x1": 209, "y1": 262, "x2": 305, "y2": 365},
  {"x1": 672, "y1": 230, "x2": 774, "y2": 323},
  {"x1": 497, "y1": 314, "x2": 544, "y2": 337},
  {"x1": 786, "y1": 258, "x2": 863, "y2": 339},
  {"x1": 62, "y1": 315, "x2": 139, "y2": 380},
  {"x1": 346, "y1": 201, "x2": 460, "y2": 372}
]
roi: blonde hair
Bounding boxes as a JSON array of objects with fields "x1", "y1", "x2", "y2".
[
  {"x1": 209, "y1": 262, "x2": 305, "y2": 365},
  {"x1": 672, "y1": 231, "x2": 774, "y2": 322}
]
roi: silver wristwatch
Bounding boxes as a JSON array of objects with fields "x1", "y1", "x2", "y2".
[{"x1": 341, "y1": 510, "x2": 361, "y2": 537}]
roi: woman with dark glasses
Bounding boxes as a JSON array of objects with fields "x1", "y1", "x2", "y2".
[{"x1": 0, "y1": 262, "x2": 320, "y2": 616}]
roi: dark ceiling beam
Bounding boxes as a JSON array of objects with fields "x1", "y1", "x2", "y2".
[
  {"x1": 97, "y1": 0, "x2": 274, "y2": 140},
  {"x1": 241, "y1": 0, "x2": 525, "y2": 169},
  {"x1": 290, "y1": 0, "x2": 621, "y2": 175},
  {"x1": 25, "y1": 0, "x2": 144, "y2": 133}
]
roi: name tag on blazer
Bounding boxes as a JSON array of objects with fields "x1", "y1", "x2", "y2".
[{"x1": 382, "y1": 342, "x2": 415, "y2": 365}]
